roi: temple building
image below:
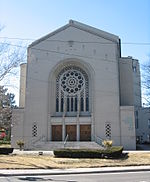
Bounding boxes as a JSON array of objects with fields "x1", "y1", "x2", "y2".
[{"x1": 11, "y1": 20, "x2": 149, "y2": 150}]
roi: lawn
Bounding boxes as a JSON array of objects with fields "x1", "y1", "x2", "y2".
[
  {"x1": 0, "y1": 152, "x2": 150, "y2": 169},
  {"x1": 0, "y1": 144, "x2": 11, "y2": 148}
]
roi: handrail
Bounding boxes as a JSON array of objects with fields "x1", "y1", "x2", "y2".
[
  {"x1": 64, "y1": 134, "x2": 69, "y2": 147},
  {"x1": 92, "y1": 135, "x2": 105, "y2": 147},
  {"x1": 32, "y1": 135, "x2": 46, "y2": 144},
  {"x1": 25, "y1": 135, "x2": 46, "y2": 149}
]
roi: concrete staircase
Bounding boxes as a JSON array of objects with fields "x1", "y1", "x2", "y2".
[{"x1": 28, "y1": 141, "x2": 103, "y2": 151}]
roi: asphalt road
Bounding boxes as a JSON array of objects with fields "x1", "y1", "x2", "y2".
[{"x1": 0, "y1": 171, "x2": 150, "y2": 182}]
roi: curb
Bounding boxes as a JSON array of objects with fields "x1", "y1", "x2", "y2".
[{"x1": 0, "y1": 166, "x2": 150, "y2": 177}]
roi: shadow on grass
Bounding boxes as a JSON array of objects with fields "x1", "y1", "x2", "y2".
[
  {"x1": 109, "y1": 153, "x2": 129, "y2": 160},
  {"x1": 18, "y1": 176, "x2": 77, "y2": 181}
]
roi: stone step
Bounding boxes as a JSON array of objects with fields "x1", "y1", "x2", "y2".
[{"x1": 31, "y1": 141, "x2": 103, "y2": 151}]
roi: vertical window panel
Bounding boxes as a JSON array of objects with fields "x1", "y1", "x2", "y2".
[
  {"x1": 61, "y1": 98, "x2": 64, "y2": 112},
  {"x1": 75, "y1": 97, "x2": 77, "y2": 112},
  {"x1": 86, "y1": 97, "x2": 89, "y2": 111},
  {"x1": 71, "y1": 97, "x2": 74, "y2": 111},
  {"x1": 56, "y1": 98, "x2": 59, "y2": 112},
  {"x1": 67, "y1": 97, "x2": 70, "y2": 112},
  {"x1": 81, "y1": 97, "x2": 84, "y2": 111}
]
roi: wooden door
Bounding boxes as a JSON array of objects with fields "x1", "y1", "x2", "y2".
[
  {"x1": 52, "y1": 125, "x2": 62, "y2": 141},
  {"x1": 80, "y1": 125, "x2": 91, "y2": 141},
  {"x1": 66, "y1": 125, "x2": 76, "y2": 141}
]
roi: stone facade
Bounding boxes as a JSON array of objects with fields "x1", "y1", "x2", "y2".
[
  {"x1": 136, "y1": 107, "x2": 150, "y2": 143},
  {"x1": 12, "y1": 20, "x2": 147, "y2": 150}
]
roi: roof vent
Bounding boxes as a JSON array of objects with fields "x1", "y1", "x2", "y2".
[
  {"x1": 68, "y1": 40, "x2": 74, "y2": 47},
  {"x1": 69, "y1": 20, "x2": 74, "y2": 24}
]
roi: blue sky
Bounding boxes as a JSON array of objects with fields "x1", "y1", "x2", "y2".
[{"x1": 0, "y1": 0, "x2": 150, "y2": 104}]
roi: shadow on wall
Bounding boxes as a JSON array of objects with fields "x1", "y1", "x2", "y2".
[{"x1": 136, "y1": 144, "x2": 150, "y2": 150}]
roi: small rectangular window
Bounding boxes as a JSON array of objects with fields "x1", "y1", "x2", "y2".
[
  {"x1": 32, "y1": 123, "x2": 37, "y2": 137},
  {"x1": 105, "y1": 123, "x2": 111, "y2": 139},
  {"x1": 135, "y1": 118, "x2": 138, "y2": 129},
  {"x1": 148, "y1": 119, "x2": 150, "y2": 129},
  {"x1": 135, "y1": 111, "x2": 138, "y2": 129},
  {"x1": 133, "y1": 66, "x2": 137, "y2": 72}
]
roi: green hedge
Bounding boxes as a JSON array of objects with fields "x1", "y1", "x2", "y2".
[
  {"x1": 0, "y1": 140, "x2": 10, "y2": 145},
  {"x1": 0, "y1": 148, "x2": 14, "y2": 155},
  {"x1": 54, "y1": 146, "x2": 123, "y2": 159}
]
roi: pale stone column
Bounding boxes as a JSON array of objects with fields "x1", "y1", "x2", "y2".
[
  {"x1": 59, "y1": 86, "x2": 61, "y2": 112},
  {"x1": 62, "y1": 123, "x2": 65, "y2": 141},
  {"x1": 77, "y1": 95, "x2": 80, "y2": 141},
  {"x1": 19, "y1": 63, "x2": 27, "y2": 107},
  {"x1": 48, "y1": 119, "x2": 51, "y2": 141},
  {"x1": 84, "y1": 88, "x2": 86, "y2": 112},
  {"x1": 62, "y1": 97, "x2": 66, "y2": 141},
  {"x1": 77, "y1": 124, "x2": 80, "y2": 141},
  {"x1": 91, "y1": 113, "x2": 95, "y2": 141}
]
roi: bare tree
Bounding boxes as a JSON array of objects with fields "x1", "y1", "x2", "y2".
[
  {"x1": 0, "y1": 25, "x2": 26, "y2": 82},
  {"x1": 0, "y1": 25, "x2": 26, "y2": 140},
  {"x1": 0, "y1": 43, "x2": 26, "y2": 82}
]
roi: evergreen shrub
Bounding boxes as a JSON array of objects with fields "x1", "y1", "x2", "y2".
[{"x1": 54, "y1": 146, "x2": 123, "y2": 159}]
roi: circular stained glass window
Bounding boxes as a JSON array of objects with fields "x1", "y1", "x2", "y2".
[{"x1": 60, "y1": 69, "x2": 84, "y2": 95}]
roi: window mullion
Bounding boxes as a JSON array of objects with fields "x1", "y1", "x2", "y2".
[
  {"x1": 84, "y1": 88, "x2": 86, "y2": 112},
  {"x1": 59, "y1": 86, "x2": 61, "y2": 112}
]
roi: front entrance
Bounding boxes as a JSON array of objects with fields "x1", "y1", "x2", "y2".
[
  {"x1": 80, "y1": 124, "x2": 91, "y2": 141},
  {"x1": 66, "y1": 125, "x2": 76, "y2": 141},
  {"x1": 52, "y1": 125, "x2": 62, "y2": 141}
]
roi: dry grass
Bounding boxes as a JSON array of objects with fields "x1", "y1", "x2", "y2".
[
  {"x1": 0, "y1": 152, "x2": 150, "y2": 169},
  {"x1": 0, "y1": 144, "x2": 11, "y2": 148}
]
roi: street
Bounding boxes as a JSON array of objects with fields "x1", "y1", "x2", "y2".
[{"x1": 0, "y1": 171, "x2": 150, "y2": 182}]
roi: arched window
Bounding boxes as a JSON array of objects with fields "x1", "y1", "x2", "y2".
[{"x1": 56, "y1": 66, "x2": 89, "y2": 114}]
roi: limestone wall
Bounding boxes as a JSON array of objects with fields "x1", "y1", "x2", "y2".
[
  {"x1": 19, "y1": 63, "x2": 27, "y2": 107},
  {"x1": 23, "y1": 24, "x2": 121, "y2": 145},
  {"x1": 120, "y1": 106, "x2": 136, "y2": 150},
  {"x1": 11, "y1": 108, "x2": 24, "y2": 148}
]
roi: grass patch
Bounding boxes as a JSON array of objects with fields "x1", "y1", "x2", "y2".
[
  {"x1": 0, "y1": 152, "x2": 150, "y2": 169},
  {"x1": 0, "y1": 141, "x2": 11, "y2": 148},
  {"x1": 0, "y1": 144, "x2": 11, "y2": 148}
]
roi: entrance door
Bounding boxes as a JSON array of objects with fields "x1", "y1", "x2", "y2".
[
  {"x1": 66, "y1": 125, "x2": 76, "y2": 141},
  {"x1": 52, "y1": 125, "x2": 62, "y2": 141},
  {"x1": 80, "y1": 125, "x2": 91, "y2": 141}
]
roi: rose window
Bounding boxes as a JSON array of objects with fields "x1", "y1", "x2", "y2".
[
  {"x1": 60, "y1": 70, "x2": 84, "y2": 95},
  {"x1": 56, "y1": 66, "x2": 89, "y2": 113}
]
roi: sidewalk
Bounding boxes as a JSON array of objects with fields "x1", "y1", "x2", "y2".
[
  {"x1": 12, "y1": 149, "x2": 150, "y2": 155},
  {"x1": 0, "y1": 166, "x2": 150, "y2": 177},
  {"x1": 12, "y1": 149, "x2": 54, "y2": 156}
]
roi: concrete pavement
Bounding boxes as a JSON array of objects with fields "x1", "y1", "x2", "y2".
[
  {"x1": 12, "y1": 149, "x2": 150, "y2": 155},
  {"x1": 12, "y1": 149, "x2": 54, "y2": 156},
  {"x1": 0, "y1": 166, "x2": 150, "y2": 177}
]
